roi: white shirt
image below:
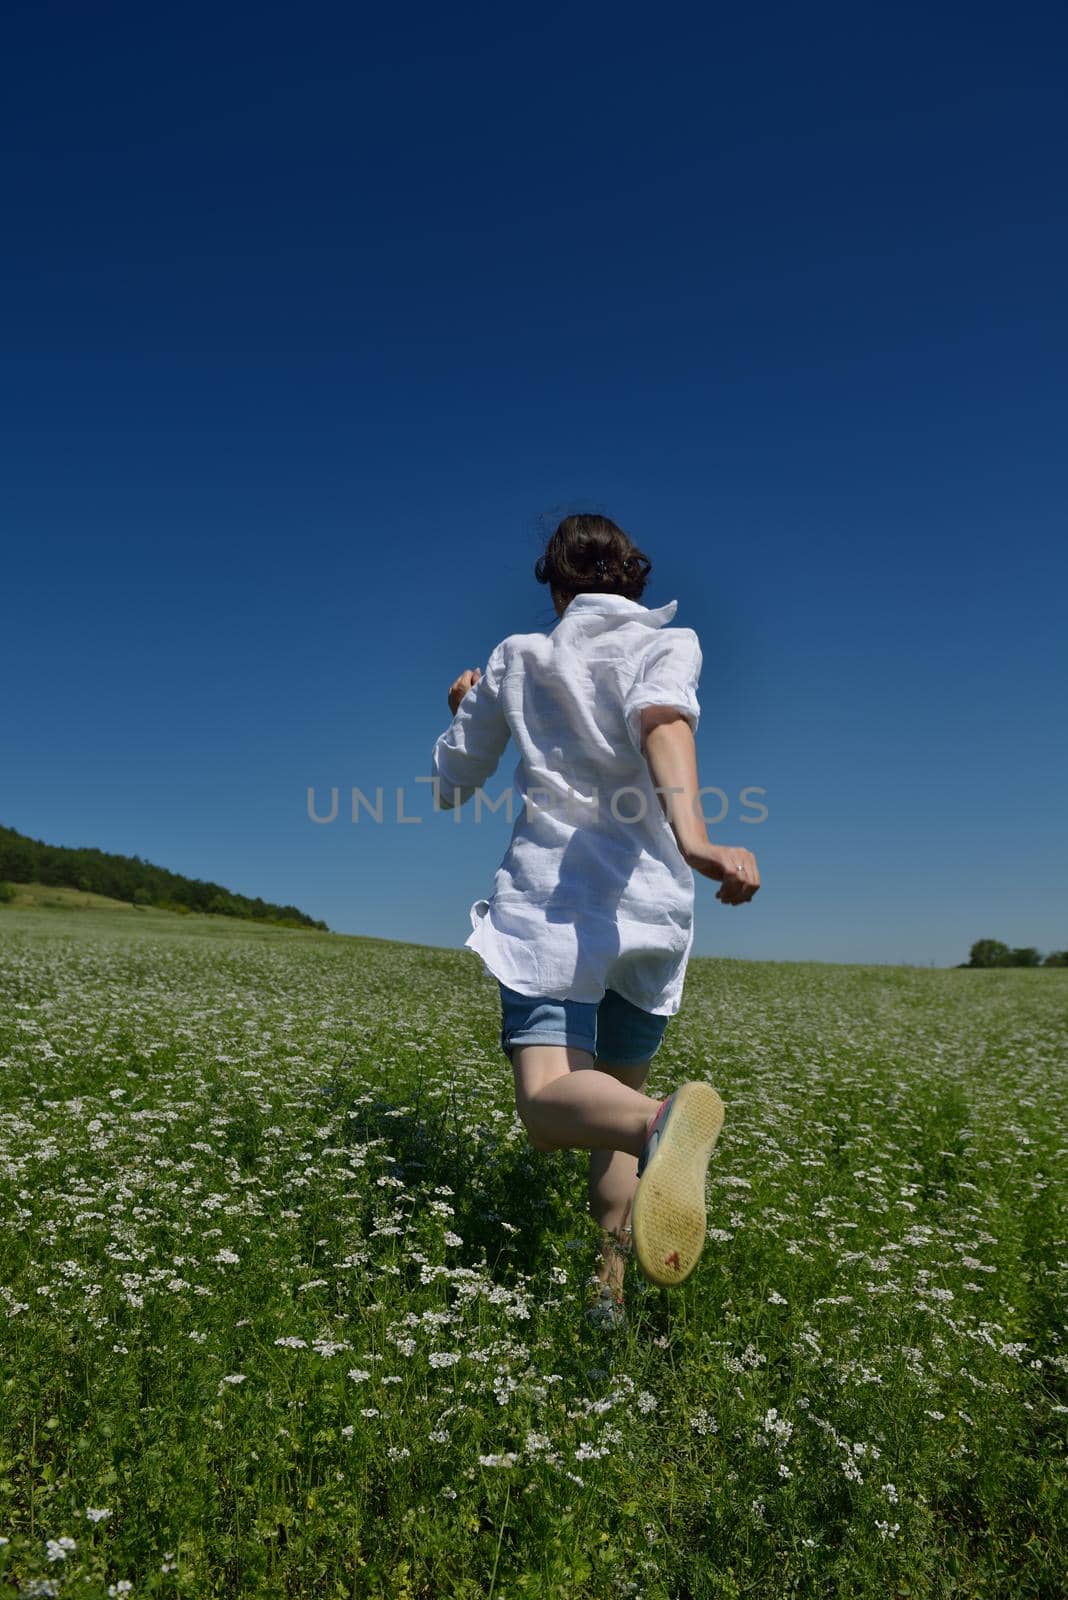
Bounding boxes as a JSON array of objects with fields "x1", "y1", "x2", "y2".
[{"x1": 431, "y1": 592, "x2": 703, "y2": 1015}]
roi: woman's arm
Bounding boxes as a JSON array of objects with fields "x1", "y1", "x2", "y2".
[
  {"x1": 432, "y1": 646, "x2": 511, "y2": 809},
  {"x1": 640, "y1": 707, "x2": 760, "y2": 905}
]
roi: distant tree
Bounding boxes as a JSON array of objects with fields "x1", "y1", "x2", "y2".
[
  {"x1": 0, "y1": 881, "x2": 15, "y2": 904},
  {"x1": 1007, "y1": 947, "x2": 1041, "y2": 968},
  {"x1": 1042, "y1": 950, "x2": 1068, "y2": 967},
  {"x1": 967, "y1": 939, "x2": 1011, "y2": 968}
]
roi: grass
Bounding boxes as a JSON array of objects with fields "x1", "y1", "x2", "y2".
[
  {"x1": 0, "y1": 904, "x2": 1064, "y2": 1598},
  {"x1": 0, "y1": 884, "x2": 151, "y2": 914}
]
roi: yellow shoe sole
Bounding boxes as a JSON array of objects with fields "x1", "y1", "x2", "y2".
[{"x1": 632, "y1": 1081, "x2": 725, "y2": 1288}]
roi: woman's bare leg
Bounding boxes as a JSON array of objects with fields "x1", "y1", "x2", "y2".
[
  {"x1": 510, "y1": 1045, "x2": 657, "y2": 1300},
  {"x1": 511, "y1": 1044, "x2": 661, "y2": 1158},
  {"x1": 587, "y1": 1061, "x2": 651, "y2": 1296}
]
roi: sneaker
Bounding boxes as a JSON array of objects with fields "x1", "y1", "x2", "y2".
[
  {"x1": 631, "y1": 1081, "x2": 725, "y2": 1288},
  {"x1": 585, "y1": 1284, "x2": 628, "y2": 1331}
]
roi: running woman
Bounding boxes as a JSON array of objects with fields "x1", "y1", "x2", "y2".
[{"x1": 431, "y1": 513, "x2": 759, "y2": 1327}]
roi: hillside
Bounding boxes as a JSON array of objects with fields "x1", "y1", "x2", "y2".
[{"x1": 0, "y1": 823, "x2": 327, "y2": 930}]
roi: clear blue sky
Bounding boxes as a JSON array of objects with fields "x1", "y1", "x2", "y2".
[{"x1": 3, "y1": 2, "x2": 1065, "y2": 966}]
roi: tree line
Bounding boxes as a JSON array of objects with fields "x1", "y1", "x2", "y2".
[
  {"x1": 0, "y1": 823, "x2": 328, "y2": 930},
  {"x1": 964, "y1": 939, "x2": 1068, "y2": 968}
]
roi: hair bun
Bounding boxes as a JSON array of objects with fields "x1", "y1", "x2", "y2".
[{"x1": 534, "y1": 512, "x2": 652, "y2": 603}]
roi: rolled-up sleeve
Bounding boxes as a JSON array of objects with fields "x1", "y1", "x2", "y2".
[
  {"x1": 432, "y1": 642, "x2": 512, "y2": 808},
  {"x1": 623, "y1": 628, "x2": 702, "y2": 754}
]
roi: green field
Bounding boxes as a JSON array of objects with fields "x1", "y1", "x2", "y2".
[{"x1": 0, "y1": 905, "x2": 1064, "y2": 1598}]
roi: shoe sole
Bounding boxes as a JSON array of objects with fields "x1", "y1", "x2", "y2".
[{"x1": 632, "y1": 1080, "x2": 725, "y2": 1288}]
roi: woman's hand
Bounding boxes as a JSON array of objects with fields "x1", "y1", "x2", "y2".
[
  {"x1": 448, "y1": 667, "x2": 482, "y2": 715},
  {"x1": 682, "y1": 841, "x2": 761, "y2": 905}
]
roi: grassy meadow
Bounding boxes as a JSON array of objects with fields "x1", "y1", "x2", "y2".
[{"x1": 0, "y1": 902, "x2": 1064, "y2": 1598}]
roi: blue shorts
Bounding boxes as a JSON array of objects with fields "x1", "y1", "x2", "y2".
[{"x1": 498, "y1": 982, "x2": 670, "y2": 1067}]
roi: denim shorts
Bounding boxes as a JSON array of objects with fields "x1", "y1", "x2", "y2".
[{"x1": 498, "y1": 981, "x2": 670, "y2": 1067}]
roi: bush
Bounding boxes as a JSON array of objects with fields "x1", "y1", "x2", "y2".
[
  {"x1": 968, "y1": 938, "x2": 1065, "y2": 968},
  {"x1": 0, "y1": 881, "x2": 15, "y2": 904}
]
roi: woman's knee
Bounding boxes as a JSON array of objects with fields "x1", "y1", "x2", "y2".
[
  {"x1": 526, "y1": 1124, "x2": 559, "y2": 1153},
  {"x1": 515, "y1": 1088, "x2": 560, "y2": 1151}
]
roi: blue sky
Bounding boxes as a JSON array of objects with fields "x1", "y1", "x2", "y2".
[{"x1": 2, "y1": 1, "x2": 1065, "y2": 966}]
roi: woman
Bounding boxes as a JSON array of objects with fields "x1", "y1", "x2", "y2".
[{"x1": 431, "y1": 513, "x2": 759, "y2": 1328}]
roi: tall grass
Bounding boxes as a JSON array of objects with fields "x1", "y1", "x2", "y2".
[{"x1": 0, "y1": 908, "x2": 1064, "y2": 1597}]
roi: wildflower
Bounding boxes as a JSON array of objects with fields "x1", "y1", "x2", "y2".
[
  {"x1": 84, "y1": 1508, "x2": 112, "y2": 1523},
  {"x1": 220, "y1": 1373, "x2": 246, "y2": 1385},
  {"x1": 428, "y1": 1351, "x2": 461, "y2": 1368},
  {"x1": 387, "y1": 1446, "x2": 411, "y2": 1460},
  {"x1": 690, "y1": 1408, "x2": 718, "y2": 1435},
  {"x1": 479, "y1": 1452, "x2": 519, "y2": 1467},
  {"x1": 45, "y1": 1537, "x2": 77, "y2": 1562},
  {"x1": 636, "y1": 1391, "x2": 658, "y2": 1413},
  {"x1": 762, "y1": 1407, "x2": 793, "y2": 1444},
  {"x1": 767, "y1": 1290, "x2": 787, "y2": 1305}
]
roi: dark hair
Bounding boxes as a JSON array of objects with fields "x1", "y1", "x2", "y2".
[{"x1": 534, "y1": 513, "x2": 651, "y2": 603}]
